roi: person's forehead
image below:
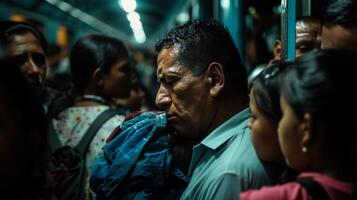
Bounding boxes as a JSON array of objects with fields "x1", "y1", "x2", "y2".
[
  {"x1": 112, "y1": 58, "x2": 129, "y2": 67},
  {"x1": 296, "y1": 21, "x2": 320, "y2": 35},
  {"x1": 296, "y1": 33, "x2": 316, "y2": 43},
  {"x1": 157, "y1": 47, "x2": 177, "y2": 65},
  {"x1": 157, "y1": 47, "x2": 188, "y2": 75},
  {"x1": 6, "y1": 32, "x2": 44, "y2": 55}
]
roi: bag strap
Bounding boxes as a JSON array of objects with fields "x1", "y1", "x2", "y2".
[
  {"x1": 48, "y1": 108, "x2": 123, "y2": 154},
  {"x1": 48, "y1": 121, "x2": 62, "y2": 153},
  {"x1": 75, "y1": 109, "x2": 123, "y2": 155},
  {"x1": 297, "y1": 178, "x2": 330, "y2": 200}
]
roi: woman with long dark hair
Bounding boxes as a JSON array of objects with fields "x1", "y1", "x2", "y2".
[
  {"x1": 241, "y1": 49, "x2": 357, "y2": 199},
  {"x1": 49, "y1": 34, "x2": 131, "y2": 199}
]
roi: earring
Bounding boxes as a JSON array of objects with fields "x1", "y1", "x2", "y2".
[{"x1": 302, "y1": 146, "x2": 308, "y2": 153}]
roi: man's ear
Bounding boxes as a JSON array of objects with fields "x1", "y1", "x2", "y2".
[
  {"x1": 207, "y1": 62, "x2": 225, "y2": 97},
  {"x1": 93, "y1": 68, "x2": 105, "y2": 88},
  {"x1": 274, "y1": 40, "x2": 282, "y2": 60},
  {"x1": 300, "y1": 113, "x2": 313, "y2": 148}
]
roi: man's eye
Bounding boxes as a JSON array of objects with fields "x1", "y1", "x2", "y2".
[
  {"x1": 297, "y1": 47, "x2": 310, "y2": 53},
  {"x1": 296, "y1": 44, "x2": 315, "y2": 53},
  {"x1": 32, "y1": 53, "x2": 46, "y2": 67},
  {"x1": 159, "y1": 77, "x2": 178, "y2": 86},
  {"x1": 165, "y1": 77, "x2": 177, "y2": 84},
  {"x1": 9, "y1": 54, "x2": 27, "y2": 67}
]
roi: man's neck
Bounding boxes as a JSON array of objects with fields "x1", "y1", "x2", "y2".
[{"x1": 206, "y1": 94, "x2": 248, "y2": 134}]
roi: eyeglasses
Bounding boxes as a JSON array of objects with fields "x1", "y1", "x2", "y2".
[
  {"x1": 260, "y1": 62, "x2": 292, "y2": 80},
  {"x1": 8, "y1": 52, "x2": 46, "y2": 68}
]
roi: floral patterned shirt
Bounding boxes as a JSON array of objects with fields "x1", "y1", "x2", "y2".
[{"x1": 51, "y1": 105, "x2": 125, "y2": 198}]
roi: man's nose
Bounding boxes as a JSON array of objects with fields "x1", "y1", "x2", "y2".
[
  {"x1": 155, "y1": 85, "x2": 172, "y2": 110},
  {"x1": 26, "y1": 56, "x2": 41, "y2": 75}
]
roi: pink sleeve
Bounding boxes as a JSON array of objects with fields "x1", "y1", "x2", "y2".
[{"x1": 240, "y1": 182, "x2": 311, "y2": 200}]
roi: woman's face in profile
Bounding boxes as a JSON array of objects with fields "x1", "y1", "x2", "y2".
[
  {"x1": 248, "y1": 88, "x2": 284, "y2": 163},
  {"x1": 278, "y1": 95, "x2": 309, "y2": 170}
]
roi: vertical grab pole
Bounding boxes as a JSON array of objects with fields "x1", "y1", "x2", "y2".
[
  {"x1": 281, "y1": 0, "x2": 296, "y2": 61},
  {"x1": 219, "y1": 0, "x2": 245, "y2": 63}
]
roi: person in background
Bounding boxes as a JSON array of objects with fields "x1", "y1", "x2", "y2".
[
  {"x1": 248, "y1": 17, "x2": 321, "y2": 84},
  {"x1": 0, "y1": 21, "x2": 48, "y2": 96},
  {"x1": 155, "y1": 19, "x2": 271, "y2": 200},
  {"x1": 46, "y1": 43, "x2": 72, "y2": 91},
  {"x1": 132, "y1": 49, "x2": 158, "y2": 101},
  {"x1": 272, "y1": 17, "x2": 321, "y2": 62},
  {"x1": 321, "y1": 0, "x2": 357, "y2": 53},
  {"x1": 48, "y1": 34, "x2": 131, "y2": 199},
  {"x1": 240, "y1": 49, "x2": 356, "y2": 200},
  {"x1": 111, "y1": 70, "x2": 147, "y2": 112},
  {"x1": 0, "y1": 59, "x2": 48, "y2": 200}
]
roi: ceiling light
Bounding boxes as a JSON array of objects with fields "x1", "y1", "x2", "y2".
[
  {"x1": 45, "y1": 0, "x2": 59, "y2": 4},
  {"x1": 134, "y1": 30, "x2": 146, "y2": 43},
  {"x1": 130, "y1": 20, "x2": 143, "y2": 30},
  {"x1": 127, "y1": 12, "x2": 140, "y2": 22},
  {"x1": 176, "y1": 12, "x2": 189, "y2": 24},
  {"x1": 58, "y1": 1, "x2": 71, "y2": 12},
  {"x1": 70, "y1": 8, "x2": 82, "y2": 18},
  {"x1": 119, "y1": 0, "x2": 137, "y2": 13},
  {"x1": 220, "y1": 0, "x2": 230, "y2": 10}
]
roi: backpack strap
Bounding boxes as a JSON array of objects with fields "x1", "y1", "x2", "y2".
[
  {"x1": 74, "y1": 109, "x2": 123, "y2": 155},
  {"x1": 297, "y1": 178, "x2": 330, "y2": 200},
  {"x1": 48, "y1": 109, "x2": 123, "y2": 155},
  {"x1": 48, "y1": 121, "x2": 63, "y2": 153}
]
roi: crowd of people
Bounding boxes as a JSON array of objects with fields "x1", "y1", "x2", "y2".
[{"x1": 0, "y1": 0, "x2": 356, "y2": 199}]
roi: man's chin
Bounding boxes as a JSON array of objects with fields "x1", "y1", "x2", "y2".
[
  {"x1": 28, "y1": 83, "x2": 44, "y2": 97},
  {"x1": 26, "y1": 78, "x2": 43, "y2": 86},
  {"x1": 167, "y1": 121, "x2": 183, "y2": 134}
]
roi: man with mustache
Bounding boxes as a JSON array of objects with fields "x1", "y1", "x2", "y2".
[{"x1": 155, "y1": 19, "x2": 271, "y2": 200}]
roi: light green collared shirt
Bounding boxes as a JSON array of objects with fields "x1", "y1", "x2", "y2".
[{"x1": 180, "y1": 108, "x2": 271, "y2": 200}]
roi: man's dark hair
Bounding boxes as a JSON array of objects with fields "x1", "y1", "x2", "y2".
[
  {"x1": 0, "y1": 21, "x2": 48, "y2": 53},
  {"x1": 155, "y1": 19, "x2": 248, "y2": 93},
  {"x1": 323, "y1": 0, "x2": 357, "y2": 27}
]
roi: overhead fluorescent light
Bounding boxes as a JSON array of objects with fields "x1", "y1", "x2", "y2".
[
  {"x1": 119, "y1": 0, "x2": 137, "y2": 13},
  {"x1": 130, "y1": 20, "x2": 143, "y2": 30},
  {"x1": 70, "y1": 8, "x2": 82, "y2": 18},
  {"x1": 176, "y1": 12, "x2": 189, "y2": 24},
  {"x1": 127, "y1": 12, "x2": 140, "y2": 22},
  {"x1": 220, "y1": 0, "x2": 230, "y2": 10},
  {"x1": 134, "y1": 30, "x2": 146, "y2": 43},
  {"x1": 58, "y1": 1, "x2": 71, "y2": 12}
]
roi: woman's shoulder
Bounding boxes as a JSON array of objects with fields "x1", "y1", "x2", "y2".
[
  {"x1": 240, "y1": 181, "x2": 309, "y2": 200},
  {"x1": 299, "y1": 172, "x2": 354, "y2": 200},
  {"x1": 240, "y1": 172, "x2": 355, "y2": 200}
]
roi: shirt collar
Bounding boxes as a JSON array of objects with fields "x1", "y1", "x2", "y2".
[{"x1": 200, "y1": 108, "x2": 250, "y2": 150}]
